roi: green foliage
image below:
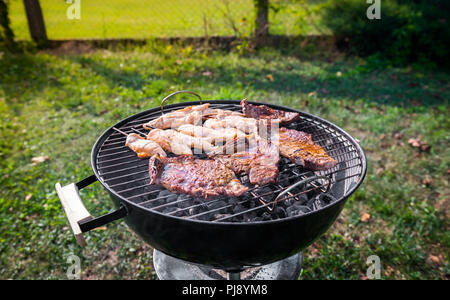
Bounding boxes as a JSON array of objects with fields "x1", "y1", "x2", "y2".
[
  {"x1": 0, "y1": 43, "x2": 448, "y2": 279},
  {"x1": 322, "y1": 0, "x2": 450, "y2": 67}
]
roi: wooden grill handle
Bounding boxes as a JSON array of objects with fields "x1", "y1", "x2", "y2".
[{"x1": 55, "y1": 175, "x2": 127, "y2": 247}]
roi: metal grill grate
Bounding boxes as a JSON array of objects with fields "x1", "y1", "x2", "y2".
[{"x1": 93, "y1": 101, "x2": 364, "y2": 223}]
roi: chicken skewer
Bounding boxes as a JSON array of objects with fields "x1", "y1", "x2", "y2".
[
  {"x1": 112, "y1": 127, "x2": 167, "y2": 159},
  {"x1": 177, "y1": 124, "x2": 248, "y2": 145},
  {"x1": 203, "y1": 115, "x2": 279, "y2": 136},
  {"x1": 142, "y1": 104, "x2": 243, "y2": 130},
  {"x1": 146, "y1": 128, "x2": 219, "y2": 155}
]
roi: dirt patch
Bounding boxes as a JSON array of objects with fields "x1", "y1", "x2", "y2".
[{"x1": 40, "y1": 40, "x2": 97, "y2": 55}]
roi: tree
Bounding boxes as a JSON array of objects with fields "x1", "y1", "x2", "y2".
[
  {"x1": 23, "y1": 0, "x2": 47, "y2": 44},
  {"x1": 0, "y1": 0, "x2": 16, "y2": 51},
  {"x1": 254, "y1": 0, "x2": 269, "y2": 43}
]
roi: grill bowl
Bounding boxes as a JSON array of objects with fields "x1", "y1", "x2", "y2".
[{"x1": 86, "y1": 100, "x2": 367, "y2": 271}]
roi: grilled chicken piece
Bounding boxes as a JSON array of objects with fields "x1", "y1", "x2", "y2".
[
  {"x1": 203, "y1": 115, "x2": 279, "y2": 135},
  {"x1": 241, "y1": 99, "x2": 300, "y2": 124},
  {"x1": 125, "y1": 133, "x2": 167, "y2": 159},
  {"x1": 149, "y1": 155, "x2": 249, "y2": 198},
  {"x1": 147, "y1": 128, "x2": 217, "y2": 155},
  {"x1": 279, "y1": 128, "x2": 337, "y2": 171},
  {"x1": 143, "y1": 103, "x2": 211, "y2": 130},
  {"x1": 143, "y1": 104, "x2": 242, "y2": 130},
  {"x1": 177, "y1": 124, "x2": 247, "y2": 145},
  {"x1": 203, "y1": 108, "x2": 243, "y2": 119}
]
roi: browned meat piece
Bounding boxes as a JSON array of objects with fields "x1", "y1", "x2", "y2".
[
  {"x1": 125, "y1": 133, "x2": 167, "y2": 159},
  {"x1": 149, "y1": 155, "x2": 249, "y2": 198},
  {"x1": 213, "y1": 152, "x2": 279, "y2": 186},
  {"x1": 241, "y1": 99, "x2": 300, "y2": 124},
  {"x1": 211, "y1": 138, "x2": 280, "y2": 186},
  {"x1": 279, "y1": 128, "x2": 337, "y2": 171}
]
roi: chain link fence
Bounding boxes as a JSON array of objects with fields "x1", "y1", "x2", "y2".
[{"x1": 9, "y1": 0, "x2": 321, "y2": 41}]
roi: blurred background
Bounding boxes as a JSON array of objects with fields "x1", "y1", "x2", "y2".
[{"x1": 0, "y1": 0, "x2": 448, "y2": 280}]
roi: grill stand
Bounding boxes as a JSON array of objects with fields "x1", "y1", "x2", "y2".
[{"x1": 153, "y1": 249, "x2": 303, "y2": 280}]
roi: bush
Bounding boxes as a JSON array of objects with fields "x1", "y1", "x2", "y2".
[{"x1": 322, "y1": 0, "x2": 450, "y2": 67}]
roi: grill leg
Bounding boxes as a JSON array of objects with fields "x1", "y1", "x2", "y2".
[{"x1": 227, "y1": 272, "x2": 241, "y2": 280}]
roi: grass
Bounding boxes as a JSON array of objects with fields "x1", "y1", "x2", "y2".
[
  {"x1": 8, "y1": 0, "x2": 324, "y2": 40},
  {"x1": 0, "y1": 41, "x2": 448, "y2": 279}
]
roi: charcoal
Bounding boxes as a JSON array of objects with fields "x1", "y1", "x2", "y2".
[
  {"x1": 261, "y1": 212, "x2": 272, "y2": 221},
  {"x1": 188, "y1": 207, "x2": 199, "y2": 216},
  {"x1": 165, "y1": 194, "x2": 178, "y2": 204},
  {"x1": 252, "y1": 217, "x2": 263, "y2": 222},
  {"x1": 163, "y1": 206, "x2": 178, "y2": 214},
  {"x1": 297, "y1": 205, "x2": 311, "y2": 214},
  {"x1": 157, "y1": 190, "x2": 172, "y2": 198},
  {"x1": 243, "y1": 212, "x2": 257, "y2": 222},
  {"x1": 176, "y1": 195, "x2": 193, "y2": 209},
  {"x1": 232, "y1": 204, "x2": 246, "y2": 214},
  {"x1": 286, "y1": 205, "x2": 310, "y2": 217},
  {"x1": 214, "y1": 213, "x2": 231, "y2": 220},
  {"x1": 295, "y1": 193, "x2": 309, "y2": 204},
  {"x1": 273, "y1": 206, "x2": 287, "y2": 218},
  {"x1": 318, "y1": 193, "x2": 337, "y2": 205},
  {"x1": 206, "y1": 200, "x2": 227, "y2": 211}
]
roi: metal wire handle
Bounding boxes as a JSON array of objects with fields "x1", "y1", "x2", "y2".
[
  {"x1": 160, "y1": 90, "x2": 203, "y2": 114},
  {"x1": 272, "y1": 175, "x2": 331, "y2": 209}
]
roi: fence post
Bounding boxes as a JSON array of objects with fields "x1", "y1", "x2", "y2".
[
  {"x1": 23, "y1": 0, "x2": 47, "y2": 44},
  {"x1": 254, "y1": 0, "x2": 269, "y2": 43}
]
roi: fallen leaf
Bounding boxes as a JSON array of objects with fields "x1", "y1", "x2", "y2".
[
  {"x1": 408, "y1": 137, "x2": 431, "y2": 152},
  {"x1": 202, "y1": 70, "x2": 212, "y2": 77},
  {"x1": 428, "y1": 255, "x2": 440, "y2": 265},
  {"x1": 394, "y1": 132, "x2": 403, "y2": 139},
  {"x1": 361, "y1": 213, "x2": 370, "y2": 222},
  {"x1": 94, "y1": 226, "x2": 107, "y2": 231},
  {"x1": 266, "y1": 74, "x2": 274, "y2": 82},
  {"x1": 31, "y1": 156, "x2": 49, "y2": 165},
  {"x1": 25, "y1": 194, "x2": 32, "y2": 201},
  {"x1": 375, "y1": 168, "x2": 384, "y2": 175},
  {"x1": 421, "y1": 177, "x2": 432, "y2": 187}
]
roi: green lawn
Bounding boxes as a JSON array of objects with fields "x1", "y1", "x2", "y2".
[
  {"x1": 9, "y1": 0, "x2": 323, "y2": 40},
  {"x1": 0, "y1": 42, "x2": 448, "y2": 279}
]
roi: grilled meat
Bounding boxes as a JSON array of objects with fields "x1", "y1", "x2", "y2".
[
  {"x1": 147, "y1": 128, "x2": 218, "y2": 155},
  {"x1": 210, "y1": 137, "x2": 280, "y2": 186},
  {"x1": 143, "y1": 104, "x2": 242, "y2": 130},
  {"x1": 279, "y1": 128, "x2": 337, "y2": 171},
  {"x1": 125, "y1": 133, "x2": 167, "y2": 159},
  {"x1": 241, "y1": 99, "x2": 300, "y2": 124},
  {"x1": 203, "y1": 115, "x2": 279, "y2": 135},
  {"x1": 146, "y1": 129, "x2": 193, "y2": 155},
  {"x1": 143, "y1": 103, "x2": 211, "y2": 130},
  {"x1": 177, "y1": 124, "x2": 247, "y2": 145},
  {"x1": 149, "y1": 155, "x2": 249, "y2": 198}
]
